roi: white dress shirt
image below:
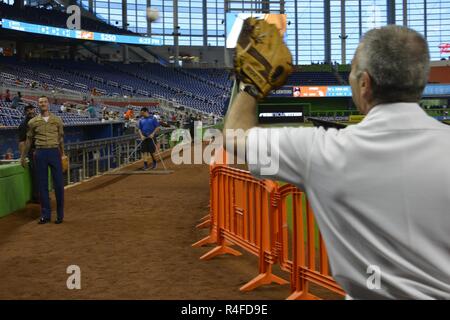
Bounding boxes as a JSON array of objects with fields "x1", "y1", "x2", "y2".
[{"x1": 247, "y1": 102, "x2": 450, "y2": 299}]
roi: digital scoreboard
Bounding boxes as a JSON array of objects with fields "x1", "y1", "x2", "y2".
[
  {"x1": 0, "y1": 19, "x2": 162, "y2": 46},
  {"x1": 258, "y1": 104, "x2": 304, "y2": 124},
  {"x1": 269, "y1": 84, "x2": 450, "y2": 98}
]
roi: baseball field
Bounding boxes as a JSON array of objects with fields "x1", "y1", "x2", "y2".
[{"x1": 0, "y1": 156, "x2": 342, "y2": 299}]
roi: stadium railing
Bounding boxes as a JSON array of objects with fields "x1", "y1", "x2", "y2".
[{"x1": 64, "y1": 127, "x2": 175, "y2": 184}]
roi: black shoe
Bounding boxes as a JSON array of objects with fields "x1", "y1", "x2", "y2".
[
  {"x1": 55, "y1": 219, "x2": 63, "y2": 224},
  {"x1": 38, "y1": 218, "x2": 50, "y2": 225}
]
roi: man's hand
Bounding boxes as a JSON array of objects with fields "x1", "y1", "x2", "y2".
[
  {"x1": 20, "y1": 157, "x2": 27, "y2": 168},
  {"x1": 61, "y1": 155, "x2": 69, "y2": 173}
]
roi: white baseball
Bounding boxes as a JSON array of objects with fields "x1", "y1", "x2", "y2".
[{"x1": 146, "y1": 7, "x2": 159, "y2": 22}]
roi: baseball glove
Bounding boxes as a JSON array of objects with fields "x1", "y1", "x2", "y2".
[{"x1": 234, "y1": 17, "x2": 293, "y2": 100}]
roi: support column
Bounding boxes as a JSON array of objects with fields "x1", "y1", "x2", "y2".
[
  {"x1": 147, "y1": 0, "x2": 151, "y2": 35},
  {"x1": 262, "y1": 0, "x2": 270, "y2": 13},
  {"x1": 173, "y1": 0, "x2": 180, "y2": 68},
  {"x1": 423, "y1": 0, "x2": 427, "y2": 38},
  {"x1": 223, "y1": 0, "x2": 229, "y2": 67},
  {"x1": 122, "y1": 0, "x2": 128, "y2": 30},
  {"x1": 89, "y1": 0, "x2": 94, "y2": 14},
  {"x1": 16, "y1": 42, "x2": 25, "y2": 62},
  {"x1": 340, "y1": 0, "x2": 346, "y2": 64},
  {"x1": 294, "y1": 0, "x2": 298, "y2": 65},
  {"x1": 123, "y1": 45, "x2": 129, "y2": 64},
  {"x1": 324, "y1": 0, "x2": 331, "y2": 64},
  {"x1": 69, "y1": 45, "x2": 77, "y2": 61},
  {"x1": 13, "y1": 0, "x2": 24, "y2": 10},
  {"x1": 203, "y1": 0, "x2": 208, "y2": 47},
  {"x1": 387, "y1": 0, "x2": 396, "y2": 25},
  {"x1": 359, "y1": 0, "x2": 362, "y2": 38},
  {"x1": 403, "y1": 0, "x2": 407, "y2": 26}
]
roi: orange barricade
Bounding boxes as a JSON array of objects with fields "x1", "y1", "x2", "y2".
[
  {"x1": 192, "y1": 148, "x2": 228, "y2": 246},
  {"x1": 195, "y1": 214, "x2": 211, "y2": 229},
  {"x1": 198, "y1": 165, "x2": 288, "y2": 291},
  {"x1": 276, "y1": 185, "x2": 345, "y2": 299},
  {"x1": 193, "y1": 149, "x2": 345, "y2": 299}
]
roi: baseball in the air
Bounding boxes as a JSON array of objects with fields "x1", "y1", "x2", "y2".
[{"x1": 146, "y1": 7, "x2": 159, "y2": 22}]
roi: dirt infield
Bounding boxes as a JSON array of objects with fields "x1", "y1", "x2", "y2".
[{"x1": 0, "y1": 158, "x2": 340, "y2": 300}]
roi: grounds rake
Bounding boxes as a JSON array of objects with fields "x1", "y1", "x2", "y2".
[{"x1": 106, "y1": 136, "x2": 174, "y2": 175}]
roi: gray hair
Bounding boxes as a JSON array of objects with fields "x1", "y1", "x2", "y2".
[{"x1": 356, "y1": 25, "x2": 430, "y2": 103}]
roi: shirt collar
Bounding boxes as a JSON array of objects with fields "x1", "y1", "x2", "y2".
[
  {"x1": 36, "y1": 113, "x2": 54, "y2": 121},
  {"x1": 363, "y1": 102, "x2": 422, "y2": 120},
  {"x1": 357, "y1": 102, "x2": 435, "y2": 131}
]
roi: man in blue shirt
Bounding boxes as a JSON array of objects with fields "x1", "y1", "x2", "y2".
[
  {"x1": 138, "y1": 107, "x2": 160, "y2": 170},
  {"x1": 87, "y1": 104, "x2": 97, "y2": 119}
]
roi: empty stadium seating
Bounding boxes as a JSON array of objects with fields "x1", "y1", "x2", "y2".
[
  {"x1": 0, "y1": 57, "x2": 232, "y2": 115},
  {"x1": 0, "y1": 100, "x2": 170, "y2": 128},
  {"x1": 108, "y1": 62, "x2": 231, "y2": 114},
  {"x1": 0, "y1": 56, "x2": 351, "y2": 113},
  {"x1": 0, "y1": 101, "x2": 106, "y2": 127},
  {"x1": 0, "y1": 54, "x2": 347, "y2": 117},
  {"x1": 0, "y1": 103, "x2": 22, "y2": 127}
]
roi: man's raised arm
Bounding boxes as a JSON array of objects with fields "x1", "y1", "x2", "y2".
[
  {"x1": 223, "y1": 91, "x2": 258, "y2": 156},
  {"x1": 221, "y1": 17, "x2": 292, "y2": 159}
]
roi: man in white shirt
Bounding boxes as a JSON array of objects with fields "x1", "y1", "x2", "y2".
[{"x1": 224, "y1": 25, "x2": 450, "y2": 299}]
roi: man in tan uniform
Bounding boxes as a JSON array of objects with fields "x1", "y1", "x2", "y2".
[{"x1": 21, "y1": 96, "x2": 65, "y2": 224}]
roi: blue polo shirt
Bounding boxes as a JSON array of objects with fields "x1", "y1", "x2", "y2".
[
  {"x1": 87, "y1": 106, "x2": 96, "y2": 118},
  {"x1": 139, "y1": 116, "x2": 159, "y2": 137}
]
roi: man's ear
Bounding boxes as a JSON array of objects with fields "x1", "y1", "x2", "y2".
[
  {"x1": 359, "y1": 71, "x2": 374, "y2": 113},
  {"x1": 360, "y1": 71, "x2": 372, "y2": 102}
]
